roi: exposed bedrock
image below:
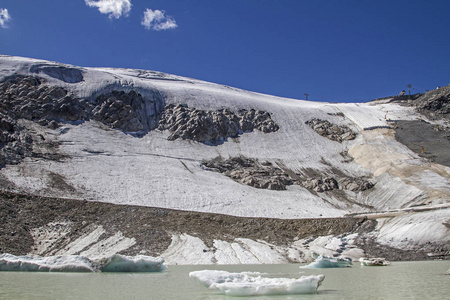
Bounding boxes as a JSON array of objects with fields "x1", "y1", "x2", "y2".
[
  {"x1": 305, "y1": 118, "x2": 356, "y2": 142},
  {"x1": 414, "y1": 85, "x2": 450, "y2": 120},
  {"x1": 158, "y1": 104, "x2": 279, "y2": 144},
  {"x1": 203, "y1": 156, "x2": 374, "y2": 192}
]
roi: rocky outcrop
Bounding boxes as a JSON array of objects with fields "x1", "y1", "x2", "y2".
[
  {"x1": 305, "y1": 119, "x2": 356, "y2": 142},
  {"x1": 158, "y1": 104, "x2": 279, "y2": 144},
  {"x1": 303, "y1": 177, "x2": 374, "y2": 193},
  {"x1": 0, "y1": 75, "x2": 163, "y2": 132},
  {"x1": 416, "y1": 85, "x2": 450, "y2": 118},
  {"x1": 203, "y1": 157, "x2": 292, "y2": 190},
  {"x1": 337, "y1": 177, "x2": 374, "y2": 192},
  {"x1": 394, "y1": 85, "x2": 449, "y2": 124},
  {"x1": 0, "y1": 75, "x2": 89, "y2": 124},
  {"x1": 204, "y1": 156, "x2": 374, "y2": 192},
  {"x1": 0, "y1": 75, "x2": 165, "y2": 167},
  {"x1": 91, "y1": 90, "x2": 150, "y2": 133}
]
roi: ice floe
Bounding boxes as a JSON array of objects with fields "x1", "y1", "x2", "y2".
[
  {"x1": 100, "y1": 254, "x2": 166, "y2": 272},
  {"x1": 359, "y1": 257, "x2": 391, "y2": 266},
  {"x1": 0, "y1": 253, "x2": 166, "y2": 273},
  {"x1": 0, "y1": 253, "x2": 95, "y2": 272},
  {"x1": 301, "y1": 255, "x2": 353, "y2": 268},
  {"x1": 189, "y1": 270, "x2": 325, "y2": 296}
]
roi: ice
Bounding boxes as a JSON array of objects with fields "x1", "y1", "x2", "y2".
[
  {"x1": 301, "y1": 255, "x2": 353, "y2": 268},
  {"x1": 189, "y1": 270, "x2": 325, "y2": 296},
  {"x1": 0, "y1": 253, "x2": 95, "y2": 272},
  {"x1": 0, "y1": 253, "x2": 166, "y2": 272},
  {"x1": 0, "y1": 55, "x2": 449, "y2": 259},
  {"x1": 100, "y1": 254, "x2": 167, "y2": 272}
]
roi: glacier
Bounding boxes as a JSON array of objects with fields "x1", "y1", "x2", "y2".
[{"x1": 0, "y1": 54, "x2": 449, "y2": 264}]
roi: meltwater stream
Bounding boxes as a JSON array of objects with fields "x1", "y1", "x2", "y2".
[{"x1": 0, "y1": 261, "x2": 449, "y2": 299}]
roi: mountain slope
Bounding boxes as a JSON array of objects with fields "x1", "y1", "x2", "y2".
[{"x1": 0, "y1": 55, "x2": 449, "y2": 263}]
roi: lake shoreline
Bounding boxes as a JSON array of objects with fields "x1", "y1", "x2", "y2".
[{"x1": 1, "y1": 190, "x2": 448, "y2": 262}]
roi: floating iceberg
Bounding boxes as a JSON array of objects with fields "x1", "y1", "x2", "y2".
[
  {"x1": 189, "y1": 270, "x2": 325, "y2": 296},
  {"x1": 100, "y1": 254, "x2": 167, "y2": 272},
  {"x1": 359, "y1": 257, "x2": 391, "y2": 266},
  {"x1": 0, "y1": 253, "x2": 95, "y2": 272},
  {"x1": 0, "y1": 253, "x2": 166, "y2": 272},
  {"x1": 301, "y1": 255, "x2": 353, "y2": 268}
]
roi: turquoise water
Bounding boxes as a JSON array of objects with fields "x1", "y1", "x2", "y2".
[{"x1": 0, "y1": 261, "x2": 449, "y2": 299}]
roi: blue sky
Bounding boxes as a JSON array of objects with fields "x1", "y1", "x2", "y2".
[{"x1": 0, "y1": 0, "x2": 449, "y2": 102}]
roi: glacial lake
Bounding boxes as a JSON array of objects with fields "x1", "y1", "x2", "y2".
[{"x1": 0, "y1": 261, "x2": 449, "y2": 299}]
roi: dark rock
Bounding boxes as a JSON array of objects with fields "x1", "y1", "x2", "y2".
[
  {"x1": 0, "y1": 75, "x2": 166, "y2": 167},
  {"x1": 0, "y1": 75, "x2": 163, "y2": 136},
  {"x1": 0, "y1": 113, "x2": 33, "y2": 167},
  {"x1": 204, "y1": 156, "x2": 374, "y2": 193},
  {"x1": 0, "y1": 75, "x2": 90, "y2": 123},
  {"x1": 91, "y1": 90, "x2": 151, "y2": 133},
  {"x1": 305, "y1": 119, "x2": 356, "y2": 142},
  {"x1": 204, "y1": 156, "x2": 292, "y2": 190},
  {"x1": 159, "y1": 104, "x2": 279, "y2": 144}
]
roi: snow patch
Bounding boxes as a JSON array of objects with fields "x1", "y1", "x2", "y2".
[
  {"x1": 79, "y1": 232, "x2": 136, "y2": 260},
  {"x1": 30, "y1": 222, "x2": 73, "y2": 255},
  {"x1": 55, "y1": 226, "x2": 106, "y2": 255},
  {"x1": 162, "y1": 233, "x2": 364, "y2": 265}
]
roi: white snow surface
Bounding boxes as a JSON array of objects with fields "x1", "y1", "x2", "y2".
[
  {"x1": 189, "y1": 270, "x2": 325, "y2": 296},
  {"x1": 1, "y1": 55, "x2": 449, "y2": 260}
]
